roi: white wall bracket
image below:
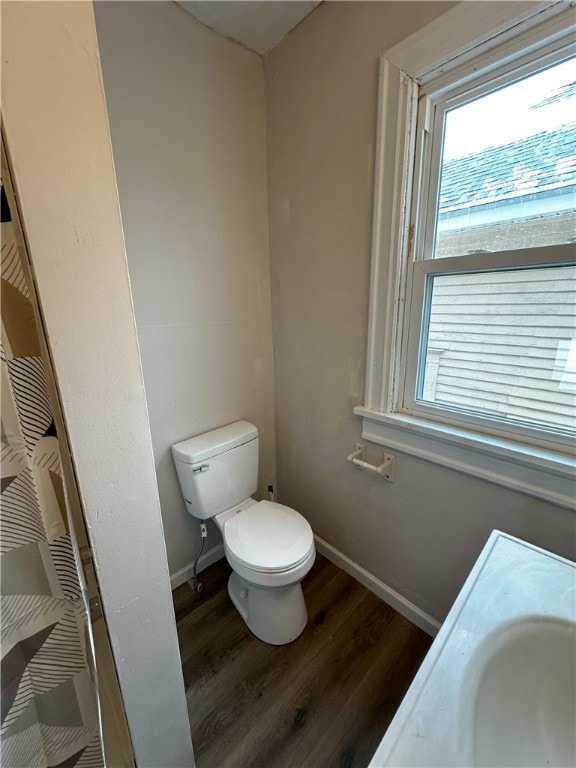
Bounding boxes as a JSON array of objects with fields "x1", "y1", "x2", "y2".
[{"x1": 347, "y1": 443, "x2": 396, "y2": 482}]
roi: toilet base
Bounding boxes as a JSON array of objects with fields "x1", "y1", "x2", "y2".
[{"x1": 227, "y1": 571, "x2": 308, "y2": 645}]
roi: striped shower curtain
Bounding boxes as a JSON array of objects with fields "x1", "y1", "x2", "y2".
[{"x1": 1, "y1": 149, "x2": 104, "y2": 767}]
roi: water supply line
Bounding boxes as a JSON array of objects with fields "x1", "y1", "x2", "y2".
[{"x1": 189, "y1": 522, "x2": 208, "y2": 593}]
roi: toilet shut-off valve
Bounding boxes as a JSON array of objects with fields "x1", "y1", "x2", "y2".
[{"x1": 347, "y1": 443, "x2": 395, "y2": 482}]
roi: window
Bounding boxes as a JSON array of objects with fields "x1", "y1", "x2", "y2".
[
  {"x1": 405, "y1": 46, "x2": 575, "y2": 448},
  {"x1": 356, "y1": 4, "x2": 576, "y2": 508}
]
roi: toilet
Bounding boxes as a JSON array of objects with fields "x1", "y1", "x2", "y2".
[{"x1": 172, "y1": 421, "x2": 316, "y2": 645}]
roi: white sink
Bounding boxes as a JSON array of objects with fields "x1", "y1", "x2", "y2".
[
  {"x1": 469, "y1": 617, "x2": 576, "y2": 767},
  {"x1": 369, "y1": 532, "x2": 576, "y2": 768}
]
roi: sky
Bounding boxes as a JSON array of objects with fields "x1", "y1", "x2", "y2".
[{"x1": 442, "y1": 55, "x2": 576, "y2": 161}]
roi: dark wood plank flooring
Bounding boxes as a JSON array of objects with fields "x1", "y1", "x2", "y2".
[{"x1": 173, "y1": 554, "x2": 432, "y2": 768}]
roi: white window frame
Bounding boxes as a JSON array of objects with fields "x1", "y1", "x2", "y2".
[{"x1": 355, "y1": 1, "x2": 576, "y2": 509}]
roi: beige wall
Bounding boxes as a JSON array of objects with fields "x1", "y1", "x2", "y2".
[
  {"x1": 265, "y1": 1, "x2": 576, "y2": 622},
  {"x1": 1, "y1": 2, "x2": 193, "y2": 764},
  {"x1": 94, "y1": 2, "x2": 276, "y2": 582}
]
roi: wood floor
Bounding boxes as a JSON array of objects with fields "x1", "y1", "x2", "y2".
[{"x1": 173, "y1": 554, "x2": 432, "y2": 768}]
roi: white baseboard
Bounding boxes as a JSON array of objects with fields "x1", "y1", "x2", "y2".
[
  {"x1": 314, "y1": 535, "x2": 441, "y2": 637},
  {"x1": 170, "y1": 543, "x2": 225, "y2": 590},
  {"x1": 170, "y1": 536, "x2": 440, "y2": 636}
]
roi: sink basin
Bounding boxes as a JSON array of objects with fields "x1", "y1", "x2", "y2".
[
  {"x1": 369, "y1": 532, "x2": 576, "y2": 767},
  {"x1": 469, "y1": 617, "x2": 576, "y2": 768}
]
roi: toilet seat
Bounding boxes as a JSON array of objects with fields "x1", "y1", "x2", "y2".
[{"x1": 224, "y1": 500, "x2": 314, "y2": 573}]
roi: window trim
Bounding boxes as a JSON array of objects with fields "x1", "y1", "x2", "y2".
[{"x1": 357, "y1": 1, "x2": 576, "y2": 509}]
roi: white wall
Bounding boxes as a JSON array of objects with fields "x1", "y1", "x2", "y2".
[
  {"x1": 265, "y1": 0, "x2": 576, "y2": 624},
  {"x1": 0, "y1": 2, "x2": 194, "y2": 765},
  {"x1": 94, "y1": 1, "x2": 276, "y2": 584}
]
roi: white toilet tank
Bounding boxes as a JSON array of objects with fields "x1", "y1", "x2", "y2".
[{"x1": 172, "y1": 421, "x2": 258, "y2": 520}]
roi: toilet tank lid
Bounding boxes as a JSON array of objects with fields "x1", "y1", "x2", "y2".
[{"x1": 172, "y1": 421, "x2": 258, "y2": 464}]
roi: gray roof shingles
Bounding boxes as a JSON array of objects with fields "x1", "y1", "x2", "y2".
[{"x1": 439, "y1": 122, "x2": 576, "y2": 212}]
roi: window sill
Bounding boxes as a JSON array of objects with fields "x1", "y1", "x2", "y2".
[{"x1": 353, "y1": 406, "x2": 576, "y2": 510}]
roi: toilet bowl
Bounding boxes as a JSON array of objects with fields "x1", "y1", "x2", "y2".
[
  {"x1": 172, "y1": 422, "x2": 316, "y2": 645},
  {"x1": 217, "y1": 499, "x2": 315, "y2": 584},
  {"x1": 215, "y1": 499, "x2": 315, "y2": 644}
]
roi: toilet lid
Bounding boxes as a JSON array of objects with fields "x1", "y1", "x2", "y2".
[{"x1": 224, "y1": 501, "x2": 314, "y2": 573}]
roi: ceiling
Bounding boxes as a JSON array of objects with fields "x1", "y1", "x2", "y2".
[{"x1": 176, "y1": 1, "x2": 322, "y2": 55}]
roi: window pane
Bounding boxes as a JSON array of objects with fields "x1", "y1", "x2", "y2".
[
  {"x1": 419, "y1": 264, "x2": 576, "y2": 433},
  {"x1": 434, "y1": 57, "x2": 576, "y2": 259}
]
